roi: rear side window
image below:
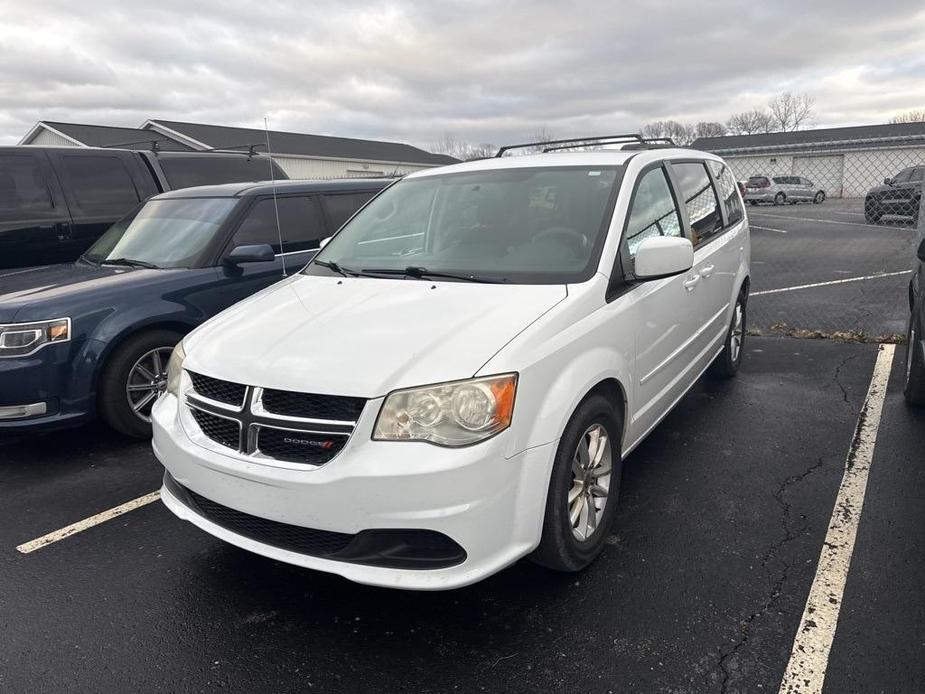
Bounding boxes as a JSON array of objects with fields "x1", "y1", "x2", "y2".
[
  {"x1": 231, "y1": 195, "x2": 326, "y2": 253},
  {"x1": 0, "y1": 154, "x2": 53, "y2": 217},
  {"x1": 623, "y1": 167, "x2": 683, "y2": 257},
  {"x1": 747, "y1": 176, "x2": 769, "y2": 187},
  {"x1": 708, "y1": 161, "x2": 744, "y2": 227},
  {"x1": 159, "y1": 156, "x2": 286, "y2": 190},
  {"x1": 322, "y1": 191, "x2": 377, "y2": 229},
  {"x1": 60, "y1": 155, "x2": 140, "y2": 214},
  {"x1": 671, "y1": 162, "x2": 723, "y2": 245}
]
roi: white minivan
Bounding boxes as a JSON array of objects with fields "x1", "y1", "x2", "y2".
[{"x1": 152, "y1": 138, "x2": 750, "y2": 590}]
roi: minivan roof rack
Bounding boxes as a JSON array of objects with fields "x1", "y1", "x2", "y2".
[
  {"x1": 99, "y1": 138, "x2": 171, "y2": 151},
  {"x1": 202, "y1": 143, "x2": 267, "y2": 158},
  {"x1": 495, "y1": 134, "x2": 677, "y2": 157}
]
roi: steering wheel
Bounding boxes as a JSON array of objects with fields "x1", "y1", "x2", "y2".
[{"x1": 534, "y1": 227, "x2": 587, "y2": 256}]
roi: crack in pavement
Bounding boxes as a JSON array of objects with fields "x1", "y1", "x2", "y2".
[
  {"x1": 710, "y1": 457, "x2": 826, "y2": 694},
  {"x1": 832, "y1": 353, "x2": 861, "y2": 404}
]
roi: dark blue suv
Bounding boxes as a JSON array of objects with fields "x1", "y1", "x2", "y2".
[{"x1": 0, "y1": 178, "x2": 391, "y2": 436}]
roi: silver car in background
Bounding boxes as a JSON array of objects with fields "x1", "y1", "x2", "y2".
[{"x1": 745, "y1": 175, "x2": 826, "y2": 205}]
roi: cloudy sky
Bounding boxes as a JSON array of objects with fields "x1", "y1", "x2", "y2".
[{"x1": 1, "y1": 0, "x2": 924, "y2": 148}]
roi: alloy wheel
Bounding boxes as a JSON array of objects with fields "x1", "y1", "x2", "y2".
[
  {"x1": 730, "y1": 302, "x2": 744, "y2": 363},
  {"x1": 125, "y1": 347, "x2": 173, "y2": 422},
  {"x1": 568, "y1": 423, "x2": 613, "y2": 541}
]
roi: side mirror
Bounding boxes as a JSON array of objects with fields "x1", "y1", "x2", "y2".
[
  {"x1": 224, "y1": 243, "x2": 275, "y2": 265},
  {"x1": 917, "y1": 238, "x2": 925, "y2": 263},
  {"x1": 319, "y1": 237, "x2": 332, "y2": 249},
  {"x1": 884, "y1": 177, "x2": 894, "y2": 185},
  {"x1": 634, "y1": 236, "x2": 694, "y2": 281}
]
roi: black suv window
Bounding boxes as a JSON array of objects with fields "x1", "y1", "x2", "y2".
[
  {"x1": 0, "y1": 154, "x2": 52, "y2": 217},
  {"x1": 708, "y1": 161, "x2": 744, "y2": 227},
  {"x1": 671, "y1": 162, "x2": 723, "y2": 245},
  {"x1": 910, "y1": 168, "x2": 925, "y2": 182},
  {"x1": 322, "y1": 191, "x2": 377, "y2": 229},
  {"x1": 159, "y1": 156, "x2": 287, "y2": 189},
  {"x1": 60, "y1": 154, "x2": 140, "y2": 214},
  {"x1": 623, "y1": 167, "x2": 683, "y2": 257},
  {"x1": 231, "y1": 196, "x2": 326, "y2": 253}
]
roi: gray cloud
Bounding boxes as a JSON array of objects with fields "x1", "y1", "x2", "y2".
[{"x1": 1, "y1": 0, "x2": 924, "y2": 148}]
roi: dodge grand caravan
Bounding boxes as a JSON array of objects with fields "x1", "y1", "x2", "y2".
[{"x1": 152, "y1": 136, "x2": 751, "y2": 590}]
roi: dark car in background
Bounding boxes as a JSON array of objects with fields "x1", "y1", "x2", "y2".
[
  {"x1": 0, "y1": 177, "x2": 391, "y2": 436},
  {"x1": 905, "y1": 236, "x2": 925, "y2": 405},
  {"x1": 865, "y1": 165, "x2": 923, "y2": 224},
  {"x1": 0, "y1": 145, "x2": 288, "y2": 268}
]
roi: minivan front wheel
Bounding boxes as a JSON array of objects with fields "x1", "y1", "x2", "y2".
[
  {"x1": 774, "y1": 192, "x2": 786, "y2": 205},
  {"x1": 710, "y1": 293, "x2": 746, "y2": 378},
  {"x1": 531, "y1": 394, "x2": 623, "y2": 572},
  {"x1": 99, "y1": 329, "x2": 184, "y2": 437},
  {"x1": 813, "y1": 191, "x2": 826, "y2": 204},
  {"x1": 904, "y1": 316, "x2": 925, "y2": 406}
]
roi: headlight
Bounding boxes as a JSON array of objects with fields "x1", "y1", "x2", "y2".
[
  {"x1": 165, "y1": 340, "x2": 187, "y2": 395},
  {"x1": 373, "y1": 374, "x2": 517, "y2": 447},
  {"x1": 0, "y1": 318, "x2": 70, "y2": 357}
]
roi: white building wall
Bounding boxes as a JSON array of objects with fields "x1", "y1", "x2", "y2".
[
  {"x1": 29, "y1": 129, "x2": 78, "y2": 147},
  {"x1": 724, "y1": 155, "x2": 794, "y2": 182},
  {"x1": 274, "y1": 156, "x2": 432, "y2": 180}
]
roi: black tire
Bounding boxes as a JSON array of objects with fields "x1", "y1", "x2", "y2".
[
  {"x1": 774, "y1": 192, "x2": 786, "y2": 206},
  {"x1": 709, "y1": 292, "x2": 746, "y2": 378},
  {"x1": 813, "y1": 191, "x2": 826, "y2": 204},
  {"x1": 864, "y1": 199, "x2": 882, "y2": 224},
  {"x1": 904, "y1": 315, "x2": 925, "y2": 406},
  {"x1": 531, "y1": 394, "x2": 623, "y2": 572},
  {"x1": 98, "y1": 329, "x2": 184, "y2": 438},
  {"x1": 748, "y1": 200, "x2": 758, "y2": 206}
]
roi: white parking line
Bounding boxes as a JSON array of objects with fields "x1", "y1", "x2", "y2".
[
  {"x1": 751, "y1": 225, "x2": 789, "y2": 234},
  {"x1": 749, "y1": 212, "x2": 899, "y2": 231},
  {"x1": 778, "y1": 344, "x2": 895, "y2": 694},
  {"x1": 16, "y1": 491, "x2": 161, "y2": 554},
  {"x1": 751, "y1": 270, "x2": 911, "y2": 296}
]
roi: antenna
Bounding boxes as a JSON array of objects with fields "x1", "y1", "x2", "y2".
[{"x1": 264, "y1": 116, "x2": 286, "y2": 278}]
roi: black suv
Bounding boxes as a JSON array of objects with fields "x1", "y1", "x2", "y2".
[
  {"x1": 0, "y1": 146, "x2": 288, "y2": 268},
  {"x1": 864, "y1": 165, "x2": 923, "y2": 224}
]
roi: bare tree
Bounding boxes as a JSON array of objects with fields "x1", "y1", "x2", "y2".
[
  {"x1": 889, "y1": 109, "x2": 925, "y2": 124},
  {"x1": 726, "y1": 108, "x2": 774, "y2": 135},
  {"x1": 694, "y1": 121, "x2": 727, "y2": 139},
  {"x1": 431, "y1": 133, "x2": 496, "y2": 161},
  {"x1": 641, "y1": 120, "x2": 695, "y2": 145},
  {"x1": 767, "y1": 92, "x2": 814, "y2": 132}
]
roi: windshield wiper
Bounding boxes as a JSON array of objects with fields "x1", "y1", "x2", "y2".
[
  {"x1": 361, "y1": 266, "x2": 507, "y2": 283},
  {"x1": 313, "y1": 259, "x2": 360, "y2": 277},
  {"x1": 102, "y1": 257, "x2": 160, "y2": 269}
]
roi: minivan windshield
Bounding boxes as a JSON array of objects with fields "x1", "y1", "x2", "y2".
[
  {"x1": 305, "y1": 166, "x2": 622, "y2": 284},
  {"x1": 82, "y1": 197, "x2": 237, "y2": 269}
]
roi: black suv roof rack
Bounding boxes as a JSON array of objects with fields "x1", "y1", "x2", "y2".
[{"x1": 495, "y1": 134, "x2": 677, "y2": 157}]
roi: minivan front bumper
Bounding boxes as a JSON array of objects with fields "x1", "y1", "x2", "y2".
[{"x1": 151, "y1": 393, "x2": 555, "y2": 590}]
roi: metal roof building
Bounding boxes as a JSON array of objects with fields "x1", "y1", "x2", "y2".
[
  {"x1": 691, "y1": 122, "x2": 925, "y2": 198},
  {"x1": 19, "y1": 119, "x2": 457, "y2": 179}
]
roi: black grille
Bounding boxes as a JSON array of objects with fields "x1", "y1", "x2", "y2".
[
  {"x1": 256, "y1": 427, "x2": 346, "y2": 465},
  {"x1": 191, "y1": 408, "x2": 241, "y2": 449},
  {"x1": 184, "y1": 485, "x2": 354, "y2": 556},
  {"x1": 189, "y1": 372, "x2": 246, "y2": 407},
  {"x1": 261, "y1": 389, "x2": 366, "y2": 421}
]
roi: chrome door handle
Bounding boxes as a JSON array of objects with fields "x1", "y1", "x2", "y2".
[
  {"x1": 682, "y1": 274, "x2": 701, "y2": 290},
  {"x1": 700, "y1": 264, "x2": 715, "y2": 278}
]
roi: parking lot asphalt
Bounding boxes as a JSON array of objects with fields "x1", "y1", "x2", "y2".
[
  {"x1": 746, "y1": 198, "x2": 919, "y2": 337},
  {"x1": 2, "y1": 336, "x2": 922, "y2": 693}
]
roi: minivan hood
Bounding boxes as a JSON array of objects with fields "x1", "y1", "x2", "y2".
[{"x1": 184, "y1": 275, "x2": 567, "y2": 397}]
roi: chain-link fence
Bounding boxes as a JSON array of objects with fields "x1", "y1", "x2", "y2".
[{"x1": 714, "y1": 144, "x2": 925, "y2": 340}]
